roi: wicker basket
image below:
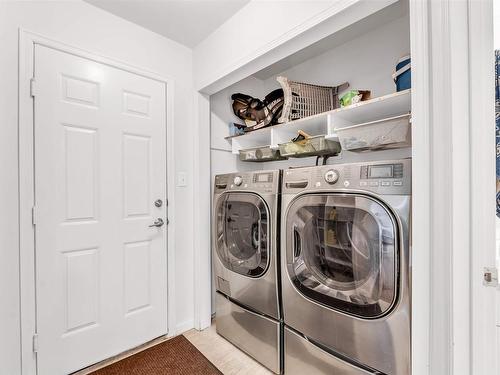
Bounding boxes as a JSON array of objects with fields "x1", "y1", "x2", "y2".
[{"x1": 277, "y1": 76, "x2": 349, "y2": 123}]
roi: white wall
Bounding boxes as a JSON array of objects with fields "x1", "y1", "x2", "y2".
[
  {"x1": 0, "y1": 1, "x2": 195, "y2": 373},
  {"x1": 261, "y1": 14, "x2": 410, "y2": 100},
  {"x1": 194, "y1": 0, "x2": 337, "y2": 90},
  {"x1": 194, "y1": 0, "x2": 399, "y2": 93}
]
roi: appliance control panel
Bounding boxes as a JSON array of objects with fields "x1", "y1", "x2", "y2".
[
  {"x1": 283, "y1": 159, "x2": 411, "y2": 195},
  {"x1": 214, "y1": 170, "x2": 280, "y2": 194}
]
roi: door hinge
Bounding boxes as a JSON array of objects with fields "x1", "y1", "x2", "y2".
[
  {"x1": 32, "y1": 206, "x2": 37, "y2": 225},
  {"x1": 483, "y1": 267, "x2": 498, "y2": 287},
  {"x1": 30, "y1": 78, "x2": 38, "y2": 97},
  {"x1": 32, "y1": 333, "x2": 39, "y2": 353}
]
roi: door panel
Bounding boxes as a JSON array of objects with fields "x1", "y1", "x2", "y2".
[
  {"x1": 123, "y1": 133, "x2": 151, "y2": 218},
  {"x1": 64, "y1": 125, "x2": 98, "y2": 220},
  {"x1": 64, "y1": 248, "x2": 99, "y2": 333},
  {"x1": 34, "y1": 44, "x2": 167, "y2": 375},
  {"x1": 124, "y1": 241, "x2": 152, "y2": 314}
]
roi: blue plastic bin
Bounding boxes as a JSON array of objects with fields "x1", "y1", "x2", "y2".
[{"x1": 393, "y1": 55, "x2": 411, "y2": 91}]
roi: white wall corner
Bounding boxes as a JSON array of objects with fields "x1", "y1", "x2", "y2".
[
  {"x1": 192, "y1": 91, "x2": 213, "y2": 331},
  {"x1": 175, "y1": 319, "x2": 195, "y2": 335}
]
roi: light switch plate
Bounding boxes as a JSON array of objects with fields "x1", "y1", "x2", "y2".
[{"x1": 177, "y1": 172, "x2": 187, "y2": 187}]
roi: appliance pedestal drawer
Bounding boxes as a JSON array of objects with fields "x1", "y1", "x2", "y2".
[
  {"x1": 216, "y1": 292, "x2": 281, "y2": 374},
  {"x1": 285, "y1": 327, "x2": 379, "y2": 375}
]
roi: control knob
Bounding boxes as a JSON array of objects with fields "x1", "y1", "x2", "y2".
[
  {"x1": 324, "y1": 169, "x2": 339, "y2": 184},
  {"x1": 233, "y1": 176, "x2": 243, "y2": 186}
]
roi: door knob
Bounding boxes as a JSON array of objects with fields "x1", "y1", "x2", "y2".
[{"x1": 149, "y1": 218, "x2": 164, "y2": 228}]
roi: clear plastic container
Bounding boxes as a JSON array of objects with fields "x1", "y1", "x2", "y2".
[
  {"x1": 279, "y1": 135, "x2": 341, "y2": 158},
  {"x1": 239, "y1": 146, "x2": 287, "y2": 162},
  {"x1": 334, "y1": 114, "x2": 411, "y2": 151}
]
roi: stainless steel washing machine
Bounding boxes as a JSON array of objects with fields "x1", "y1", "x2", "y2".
[
  {"x1": 213, "y1": 170, "x2": 281, "y2": 374},
  {"x1": 281, "y1": 159, "x2": 411, "y2": 375}
]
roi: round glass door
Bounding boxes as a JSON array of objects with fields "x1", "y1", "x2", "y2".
[
  {"x1": 215, "y1": 192, "x2": 269, "y2": 277},
  {"x1": 286, "y1": 193, "x2": 398, "y2": 318}
]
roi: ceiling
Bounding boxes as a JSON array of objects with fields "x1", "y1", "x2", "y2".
[{"x1": 84, "y1": 0, "x2": 250, "y2": 48}]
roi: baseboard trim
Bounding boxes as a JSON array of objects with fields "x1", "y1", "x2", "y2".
[{"x1": 176, "y1": 319, "x2": 194, "y2": 335}]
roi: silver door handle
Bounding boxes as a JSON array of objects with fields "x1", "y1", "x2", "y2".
[{"x1": 149, "y1": 218, "x2": 164, "y2": 228}]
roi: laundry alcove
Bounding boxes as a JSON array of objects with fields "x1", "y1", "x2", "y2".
[{"x1": 208, "y1": 0, "x2": 412, "y2": 312}]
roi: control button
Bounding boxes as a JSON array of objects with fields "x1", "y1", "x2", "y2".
[
  {"x1": 324, "y1": 169, "x2": 339, "y2": 184},
  {"x1": 315, "y1": 182, "x2": 321, "y2": 188},
  {"x1": 233, "y1": 176, "x2": 243, "y2": 186},
  {"x1": 369, "y1": 181, "x2": 379, "y2": 187},
  {"x1": 381, "y1": 181, "x2": 391, "y2": 186},
  {"x1": 344, "y1": 181, "x2": 350, "y2": 187},
  {"x1": 360, "y1": 181, "x2": 368, "y2": 186},
  {"x1": 244, "y1": 183, "x2": 248, "y2": 188},
  {"x1": 393, "y1": 181, "x2": 403, "y2": 186}
]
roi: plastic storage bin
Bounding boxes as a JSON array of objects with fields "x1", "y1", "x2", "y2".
[
  {"x1": 279, "y1": 135, "x2": 341, "y2": 158},
  {"x1": 334, "y1": 114, "x2": 411, "y2": 151},
  {"x1": 393, "y1": 55, "x2": 411, "y2": 91},
  {"x1": 239, "y1": 146, "x2": 287, "y2": 162}
]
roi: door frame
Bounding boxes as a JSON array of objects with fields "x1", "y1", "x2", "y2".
[
  {"x1": 18, "y1": 29, "x2": 177, "y2": 374},
  {"x1": 468, "y1": 0, "x2": 497, "y2": 373}
]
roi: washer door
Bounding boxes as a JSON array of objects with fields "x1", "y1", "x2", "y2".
[
  {"x1": 286, "y1": 193, "x2": 398, "y2": 318},
  {"x1": 215, "y1": 192, "x2": 269, "y2": 277}
]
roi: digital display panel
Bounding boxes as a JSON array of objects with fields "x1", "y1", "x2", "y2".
[
  {"x1": 256, "y1": 173, "x2": 271, "y2": 183},
  {"x1": 369, "y1": 165, "x2": 393, "y2": 178}
]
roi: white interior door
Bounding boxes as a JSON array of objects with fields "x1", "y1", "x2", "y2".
[{"x1": 34, "y1": 44, "x2": 168, "y2": 375}]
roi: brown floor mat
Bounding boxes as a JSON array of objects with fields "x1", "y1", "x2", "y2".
[{"x1": 90, "y1": 335, "x2": 222, "y2": 375}]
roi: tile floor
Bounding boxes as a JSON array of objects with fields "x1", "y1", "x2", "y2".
[{"x1": 184, "y1": 322, "x2": 272, "y2": 375}]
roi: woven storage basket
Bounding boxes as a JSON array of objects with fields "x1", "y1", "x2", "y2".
[{"x1": 277, "y1": 76, "x2": 349, "y2": 123}]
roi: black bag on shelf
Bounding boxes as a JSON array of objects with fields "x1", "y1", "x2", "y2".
[{"x1": 231, "y1": 89, "x2": 284, "y2": 132}]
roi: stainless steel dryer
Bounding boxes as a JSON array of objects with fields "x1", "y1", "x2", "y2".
[
  {"x1": 213, "y1": 170, "x2": 281, "y2": 374},
  {"x1": 281, "y1": 159, "x2": 411, "y2": 375}
]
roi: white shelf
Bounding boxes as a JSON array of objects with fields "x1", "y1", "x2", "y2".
[
  {"x1": 327, "y1": 89, "x2": 411, "y2": 135},
  {"x1": 226, "y1": 89, "x2": 411, "y2": 154}
]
